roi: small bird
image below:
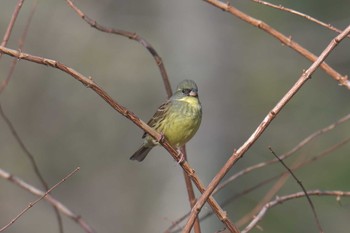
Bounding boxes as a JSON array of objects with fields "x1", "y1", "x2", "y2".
[{"x1": 130, "y1": 79, "x2": 202, "y2": 162}]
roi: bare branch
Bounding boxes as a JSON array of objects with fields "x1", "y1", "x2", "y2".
[
  {"x1": 0, "y1": 1, "x2": 64, "y2": 231},
  {"x1": 0, "y1": 167, "x2": 80, "y2": 232},
  {"x1": 167, "y1": 135, "x2": 350, "y2": 233},
  {"x1": 0, "y1": 1, "x2": 37, "y2": 94},
  {"x1": 242, "y1": 190, "x2": 350, "y2": 233},
  {"x1": 203, "y1": 0, "x2": 349, "y2": 89},
  {"x1": 0, "y1": 45, "x2": 238, "y2": 232},
  {"x1": 216, "y1": 112, "x2": 350, "y2": 194},
  {"x1": 0, "y1": 168, "x2": 95, "y2": 233},
  {"x1": 0, "y1": 102, "x2": 65, "y2": 232},
  {"x1": 269, "y1": 147, "x2": 323, "y2": 233},
  {"x1": 252, "y1": 0, "x2": 350, "y2": 39},
  {"x1": 64, "y1": 0, "x2": 172, "y2": 97},
  {"x1": 0, "y1": 0, "x2": 24, "y2": 48},
  {"x1": 182, "y1": 23, "x2": 350, "y2": 233},
  {"x1": 181, "y1": 147, "x2": 202, "y2": 233}
]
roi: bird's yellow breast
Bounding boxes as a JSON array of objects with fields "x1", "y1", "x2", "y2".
[
  {"x1": 177, "y1": 96, "x2": 200, "y2": 107},
  {"x1": 160, "y1": 96, "x2": 202, "y2": 147}
]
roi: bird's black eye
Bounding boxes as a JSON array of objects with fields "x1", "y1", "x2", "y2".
[{"x1": 182, "y1": 88, "x2": 191, "y2": 95}]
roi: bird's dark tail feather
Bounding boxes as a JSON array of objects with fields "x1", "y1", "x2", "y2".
[{"x1": 130, "y1": 146, "x2": 153, "y2": 162}]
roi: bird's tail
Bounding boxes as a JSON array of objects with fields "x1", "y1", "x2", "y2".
[{"x1": 130, "y1": 146, "x2": 153, "y2": 162}]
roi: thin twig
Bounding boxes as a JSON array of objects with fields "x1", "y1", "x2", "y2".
[
  {"x1": 0, "y1": 168, "x2": 95, "y2": 233},
  {"x1": 269, "y1": 147, "x2": 323, "y2": 233},
  {"x1": 0, "y1": 45, "x2": 238, "y2": 232},
  {"x1": 181, "y1": 147, "x2": 202, "y2": 233},
  {"x1": 203, "y1": 0, "x2": 349, "y2": 89},
  {"x1": 0, "y1": 102, "x2": 64, "y2": 232},
  {"x1": 0, "y1": 167, "x2": 80, "y2": 232},
  {"x1": 0, "y1": 1, "x2": 37, "y2": 94},
  {"x1": 64, "y1": 0, "x2": 172, "y2": 96},
  {"x1": 233, "y1": 113, "x2": 350, "y2": 226},
  {"x1": 0, "y1": 0, "x2": 24, "y2": 48},
  {"x1": 182, "y1": 24, "x2": 350, "y2": 233},
  {"x1": 1, "y1": 1, "x2": 66, "y2": 232},
  {"x1": 242, "y1": 190, "x2": 350, "y2": 233},
  {"x1": 252, "y1": 0, "x2": 350, "y2": 39}
]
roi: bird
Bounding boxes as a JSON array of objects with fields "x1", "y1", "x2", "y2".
[{"x1": 130, "y1": 79, "x2": 202, "y2": 162}]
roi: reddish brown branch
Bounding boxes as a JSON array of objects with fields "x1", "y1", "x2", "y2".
[
  {"x1": 204, "y1": 0, "x2": 349, "y2": 89},
  {"x1": 0, "y1": 168, "x2": 95, "y2": 233},
  {"x1": 0, "y1": 0, "x2": 24, "y2": 48},
  {"x1": 181, "y1": 147, "x2": 201, "y2": 233},
  {"x1": 252, "y1": 0, "x2": 350, "y2": 39},
  {"x1": 269, "y1": 147, "x2": 323, "y2": 233},
  {"x1": 0, "y1": 45, "x2": 238, "y2": 233},
  {"x1": 66, "y1": 1, "x2": 199, "y2": 231},
  {"x1": 182, "y1": 23, "x2": 350, "y2": 233},
  {"x1": 64, "y1": 0, "x2": 172, "y2": 97},
  {"x1": 242, "y1": 190, "x2": 350, "y2": 233},
  {"x1": 167, "y1": 135, "x2": 350, "y2": 233},
  {"x1": 0, "y1": 167, "x2": 80, "y2": 232},
  {"x1": 0, "y1": 1, "x2": 37, "y2": 94},
  {"x1": 0, "y1": 2, "x2": 64, "y2": 232},
  {"x1": 217, "y1": 112, "x2": 350, "y2": 194}
]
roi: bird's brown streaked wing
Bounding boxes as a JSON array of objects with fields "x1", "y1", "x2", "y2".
[{"x1": 141, "y1": 100, "x2": 172, "y2": 138}]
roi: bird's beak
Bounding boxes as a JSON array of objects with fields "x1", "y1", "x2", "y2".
[{"x1": 189, "y1": 90, "x2": 198, "y2": 97}]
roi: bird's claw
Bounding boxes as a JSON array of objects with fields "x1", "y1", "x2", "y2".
[
  {"x1": 157, "y1": 132, "x2": 165, "y2": 143},
  {"x1": 177, "y1": 148, "x2": 185, "y2": 164}
]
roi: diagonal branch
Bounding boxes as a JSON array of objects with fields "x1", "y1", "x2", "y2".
[
  {"x1": 217, "y1": 112, "x2": 350, "y2": 195},
  {"x1": 0, "y1": 45, "x2": 239, "y2": 233},
  {"x1": 252, "y1": 0, "x2": 350, "y2": 39},
  {"x1": 0, "y1": 167, "x2": 80, "y2": 232},
  {"x1": 204, "y1": 0, "x2": 349, "y2": 89},
  {"x1": 0, "y1": 167, "x2": 95, "y2": 233},
  {"x1": 182, "y1": 23, "x2": 350, "y2": 233}
]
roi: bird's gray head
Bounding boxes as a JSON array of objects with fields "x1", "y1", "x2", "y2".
[{"x1": 174, "y1": 79, "x2": 199, "y2": 98}]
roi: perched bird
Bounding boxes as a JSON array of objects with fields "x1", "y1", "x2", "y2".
[{"x1": 130, "y1": 79, "x2": 202, "y2": 162}]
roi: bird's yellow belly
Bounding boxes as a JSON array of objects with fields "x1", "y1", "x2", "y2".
[{"x1": 162, "y1": 113, "x2": 201, "y2": 147}]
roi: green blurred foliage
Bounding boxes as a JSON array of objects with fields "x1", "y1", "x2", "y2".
[{"x1": 0, "y1": 0, "x2": 350, "y2": 233}]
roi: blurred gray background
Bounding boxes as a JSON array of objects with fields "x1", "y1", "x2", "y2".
[{"x1": 1, "y1": 0, "x2": 350, "y2": 232}]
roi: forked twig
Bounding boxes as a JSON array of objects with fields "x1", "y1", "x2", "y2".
[
  {"x1": 0, "y1": 1, "x2": 64, "y2": 232},
  {"x1": 242, "y1": 190, "x2": 350, "y2": 233},
  {"x1": 252, "y1": 0, "x2": 350, "y2": 39},
  {"x1": 0, "y1": 0, "x2": 24, "y2": 48},
  {"x1": 269, "y1": 147, "x2": 323, "y2": 233},
  {"x1": 0, "y1": 1, "x2": 37, "y2": 94},
  {"x1": 204, "y1": 0, "x2": 349, "y2": 89},
  {"x1": 0, "y1": 168, "x2": 95, "y2": 233},
  {"x1": 0, "y1": 167, "x2": 80, "y2": 232},
  {"x1": 64, "y1": 0, "x2": 172, "y2": 96}
]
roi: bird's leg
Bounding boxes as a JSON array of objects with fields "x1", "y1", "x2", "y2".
[{"x1": 154, "y1": 132, "x2": 165, "y2": 145}]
